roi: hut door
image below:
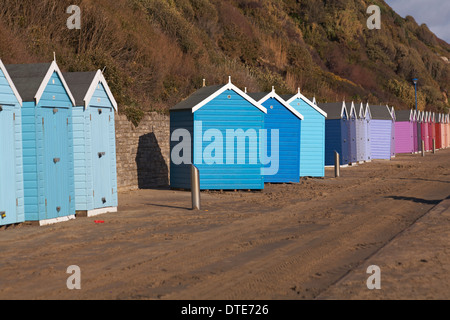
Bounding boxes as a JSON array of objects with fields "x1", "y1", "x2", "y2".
[
  {"x1": 0, "y1": 105, "x2": 17, "y2": 225},
  {"x1": 91, "y1": 107, "x2": 112, "y2": 209},
  {"x1": 42, "y1": 107, "x2": 70, "y2": 219}
]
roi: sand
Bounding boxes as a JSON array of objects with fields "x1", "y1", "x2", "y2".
[{"x1": 0, "y1": 149, "x2": 449, "y2": 300}]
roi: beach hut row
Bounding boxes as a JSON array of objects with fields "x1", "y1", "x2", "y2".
[
  {"x1": 170, "y1": 80, "x2": 327, "y2": 190},
  {"x1": 394, "y1": 109, "x2": 450, "y2": 154},
  {"x1": 316, "y1": 102, "x2": 395, "y2": 166},
  {"x1": 170, "y1": 80, "x2": 448, "y2": 191},
  {"x1": 0, "y1": 59, "x2": 118, "y2": 227}
]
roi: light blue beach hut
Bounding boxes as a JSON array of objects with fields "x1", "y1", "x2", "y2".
[
  {"x1": 63, "y1": 71, "x2": 118, "y2": 217},
  {"x1": 282, "y1": 89, "x2": 327, "y2": 177},
  {"x1": 6, "y1": 60, "x2": 76, "y2": 226},
  {"x1": 0, "y1": 59, "x2": 25, "y2": 226}
]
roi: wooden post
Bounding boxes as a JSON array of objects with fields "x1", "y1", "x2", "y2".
[
  {"x1": 422, "y1": 140, "x2": 425, "y2": 157},
  {"x1": 432, "y1": 139, "x2": 436, "y2": 154},
  {"x1": 335, "y1": 151, "x2": 340, "y2": 178},
  {"x1": 191, "y1": 165, "x2": 200, "y2": 210}
]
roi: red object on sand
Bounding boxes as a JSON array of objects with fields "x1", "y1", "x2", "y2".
[{"x1": 94, "y1": 220, "x2": 105, "y2": 224}]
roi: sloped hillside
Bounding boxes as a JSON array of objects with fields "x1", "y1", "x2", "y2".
[{"x1": 0, "y1": 0, "x2": 448, "y2": 120}]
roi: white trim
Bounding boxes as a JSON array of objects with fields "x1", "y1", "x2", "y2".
[
  {"x1": 285, "y1": 88, "x2": 327, "y2": 117},
  {"x1": 83, "y1": 70, "x2": 118, "y2": 112},
  {"x1": 35, "y1": 60, "x2": 76, "y2": 106},
  {"x1": 0, "y1": 59, "x2": 23, "y2": 106},
  {"x1": 87, "y1": 207, "x2": 118, "y2": 217},
  {"x1": 341, "y1": 101, "x2": 349, "y2": 119},
  {"x1": 191, "y1": 80, "x2": 267, "y2": 114},
  {"x1": 257, "y1": 88, "x2": 304, "y2": 120},
  {"x1": 385, "y1": 105, "x2": 394, "y2": 120},
  {"x1": 39, "y1": 215, "x2": 76, "y2": 226},
  {"x1": 358, "y1": 102, "x2": 365, "y2": 119},
  {"x1": 346, "y1": 101, "x2": 357, "y2": 119},
  {"x1": 365, "y1": 102, "x2": 372, "y2": 119}
]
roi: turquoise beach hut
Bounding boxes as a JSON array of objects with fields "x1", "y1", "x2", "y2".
[
  {"x1": 6, "y1": 60, "x2": 76, "y2": 226},
  {"x1": 282, "y1": 89, "x2": 327, "y2": 177},
  {"x1": 0, "y1": 59, "x2": 25, "y2": 226},
  {"x1": 63, "y1": 71, "x2": 118, "y2": 217}
]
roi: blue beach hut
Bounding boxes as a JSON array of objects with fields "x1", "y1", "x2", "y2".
[
  {"x1": 318, "y1": 102, "x2": 350, "y2": 166},
  {"x1": 170, "y1": 78, "x2": 267, "y2": 190},
  {"x1": 282, "y1": 89, "x2": 327, "y2": 177},
  {"x1": 6, "y1": 60, "x2": 76, "y2": 226},
  {"x1": 249, "y1": 87, "x2": 303, "y2": 183},
  {"x1": 344, "y1": 102, "x2": 358, "y2": 164},
  {"x1": 356, "y1": 103, "x2": 371, "y2": 162},
  {"x1": 0, "y1": 59, "x2": 25, "y2": 226},
  {"x1": 63, "y1": 71, "x2": 118, "y2": 217}
]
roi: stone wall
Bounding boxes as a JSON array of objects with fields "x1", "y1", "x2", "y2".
[{"x1": 115, "y1": 112, "x2": 170, "y2": 192}]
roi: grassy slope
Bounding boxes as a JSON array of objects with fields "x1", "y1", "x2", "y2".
[{"x1": 0, "y1": 0, "x2": 448, "y2": 118}]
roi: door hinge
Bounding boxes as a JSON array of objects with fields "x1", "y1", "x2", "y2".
[
  {"x1": 13, "y1": 113, "x2": 15, "y2": 121},
  {"x1": 16, "y1": 198, "x2": 19, "y2": 206},
  {"x1": 69, "y1": 196, "x2": 71, "y2": 203},
  {"x1": 45, "y1": 199, "x2": 47, "y2": 206}
]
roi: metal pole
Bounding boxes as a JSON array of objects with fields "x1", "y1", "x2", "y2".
[
  {"x1": 422, "y1": 140, "x2": 425, "y2": 157},
  {"x1": 334, "y1": 151, "x2": 340, "y2": 178},
  {"x1": 191, "y1": 165, "x2": 200, "y2": 210},
  {"x1": 433, "y1": 139, "x2": 436, "y2": 154},
  {"x1": 414, "y1": 82, "x2": 418, "y2": 112}
]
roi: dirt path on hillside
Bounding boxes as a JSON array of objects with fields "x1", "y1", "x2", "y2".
[{"x1": 0, "y1": 150, "x2": 449, "y2": 300}]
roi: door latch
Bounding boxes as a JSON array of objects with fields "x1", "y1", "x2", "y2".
[
  {"x1": 98, "y1": 152, "x2": 106, "y2": 158},
  {"x1": 102, "y1": 198, "x2": 106, "y2": 204},
  {"x1": 53, "y1": 158, "x2": 60, "y2": 164},
  {"x1": 56, "y1": 207, "x2": 61, "y2": 213}
]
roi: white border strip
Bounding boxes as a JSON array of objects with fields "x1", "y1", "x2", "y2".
[
  {"x1": 39, "y1": 215, "x2": 76, "y2": 226},
  {"x1": 87, "y1": 207, "x2": 118, "y2": 218}
]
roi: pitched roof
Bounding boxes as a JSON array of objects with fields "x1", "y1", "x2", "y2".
[
  {"x1": 63, "y1": 70, "x2": 118, "y2": 111},
  {"x1": 248, "y1": 92, "x2": 270, "y2": 102},
  {"x1": 171, "y1": 79, "x2": 266, "y2": 113},
  {"x1": 368, "y1": 105, "x2": 393, "y2": 120},
  {"x1": 5, "y1": 63, "x2": 52, "y2": 102},
  {"x1": 317, "y1": 102, "x2": 347, "y2": 120},
  {"x1": 5, "y1": 61, "x2": 75, "y2": 106},
  {"x1": 251, "y1": 89, "x2": 304, "y2": 120},
  {"x1": 280, "y1": 94, "x2": 295, "y2": 101},
  {"x1": 283, "y1": 89, "x2": 327, "y2": 117},
  {"x1": 394, "y1": 110, "x2": 412, "y2": 122},
  {"x1": 344, "y1": 102, "x2": 357, "y2": 118},
  {"x1": 62, "y1": 71, "x2": 97, "y2": 106},
  {"x1": 171, "y1": 84, "x2": 226, "y2": 111},
  {"x1": 0, "y1": 59, "x2": 22, "y2": 106}
]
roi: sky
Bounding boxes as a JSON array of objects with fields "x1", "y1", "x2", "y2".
[{"x1": 385, "y1": 0, "x2": 450, "y2": 43}]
